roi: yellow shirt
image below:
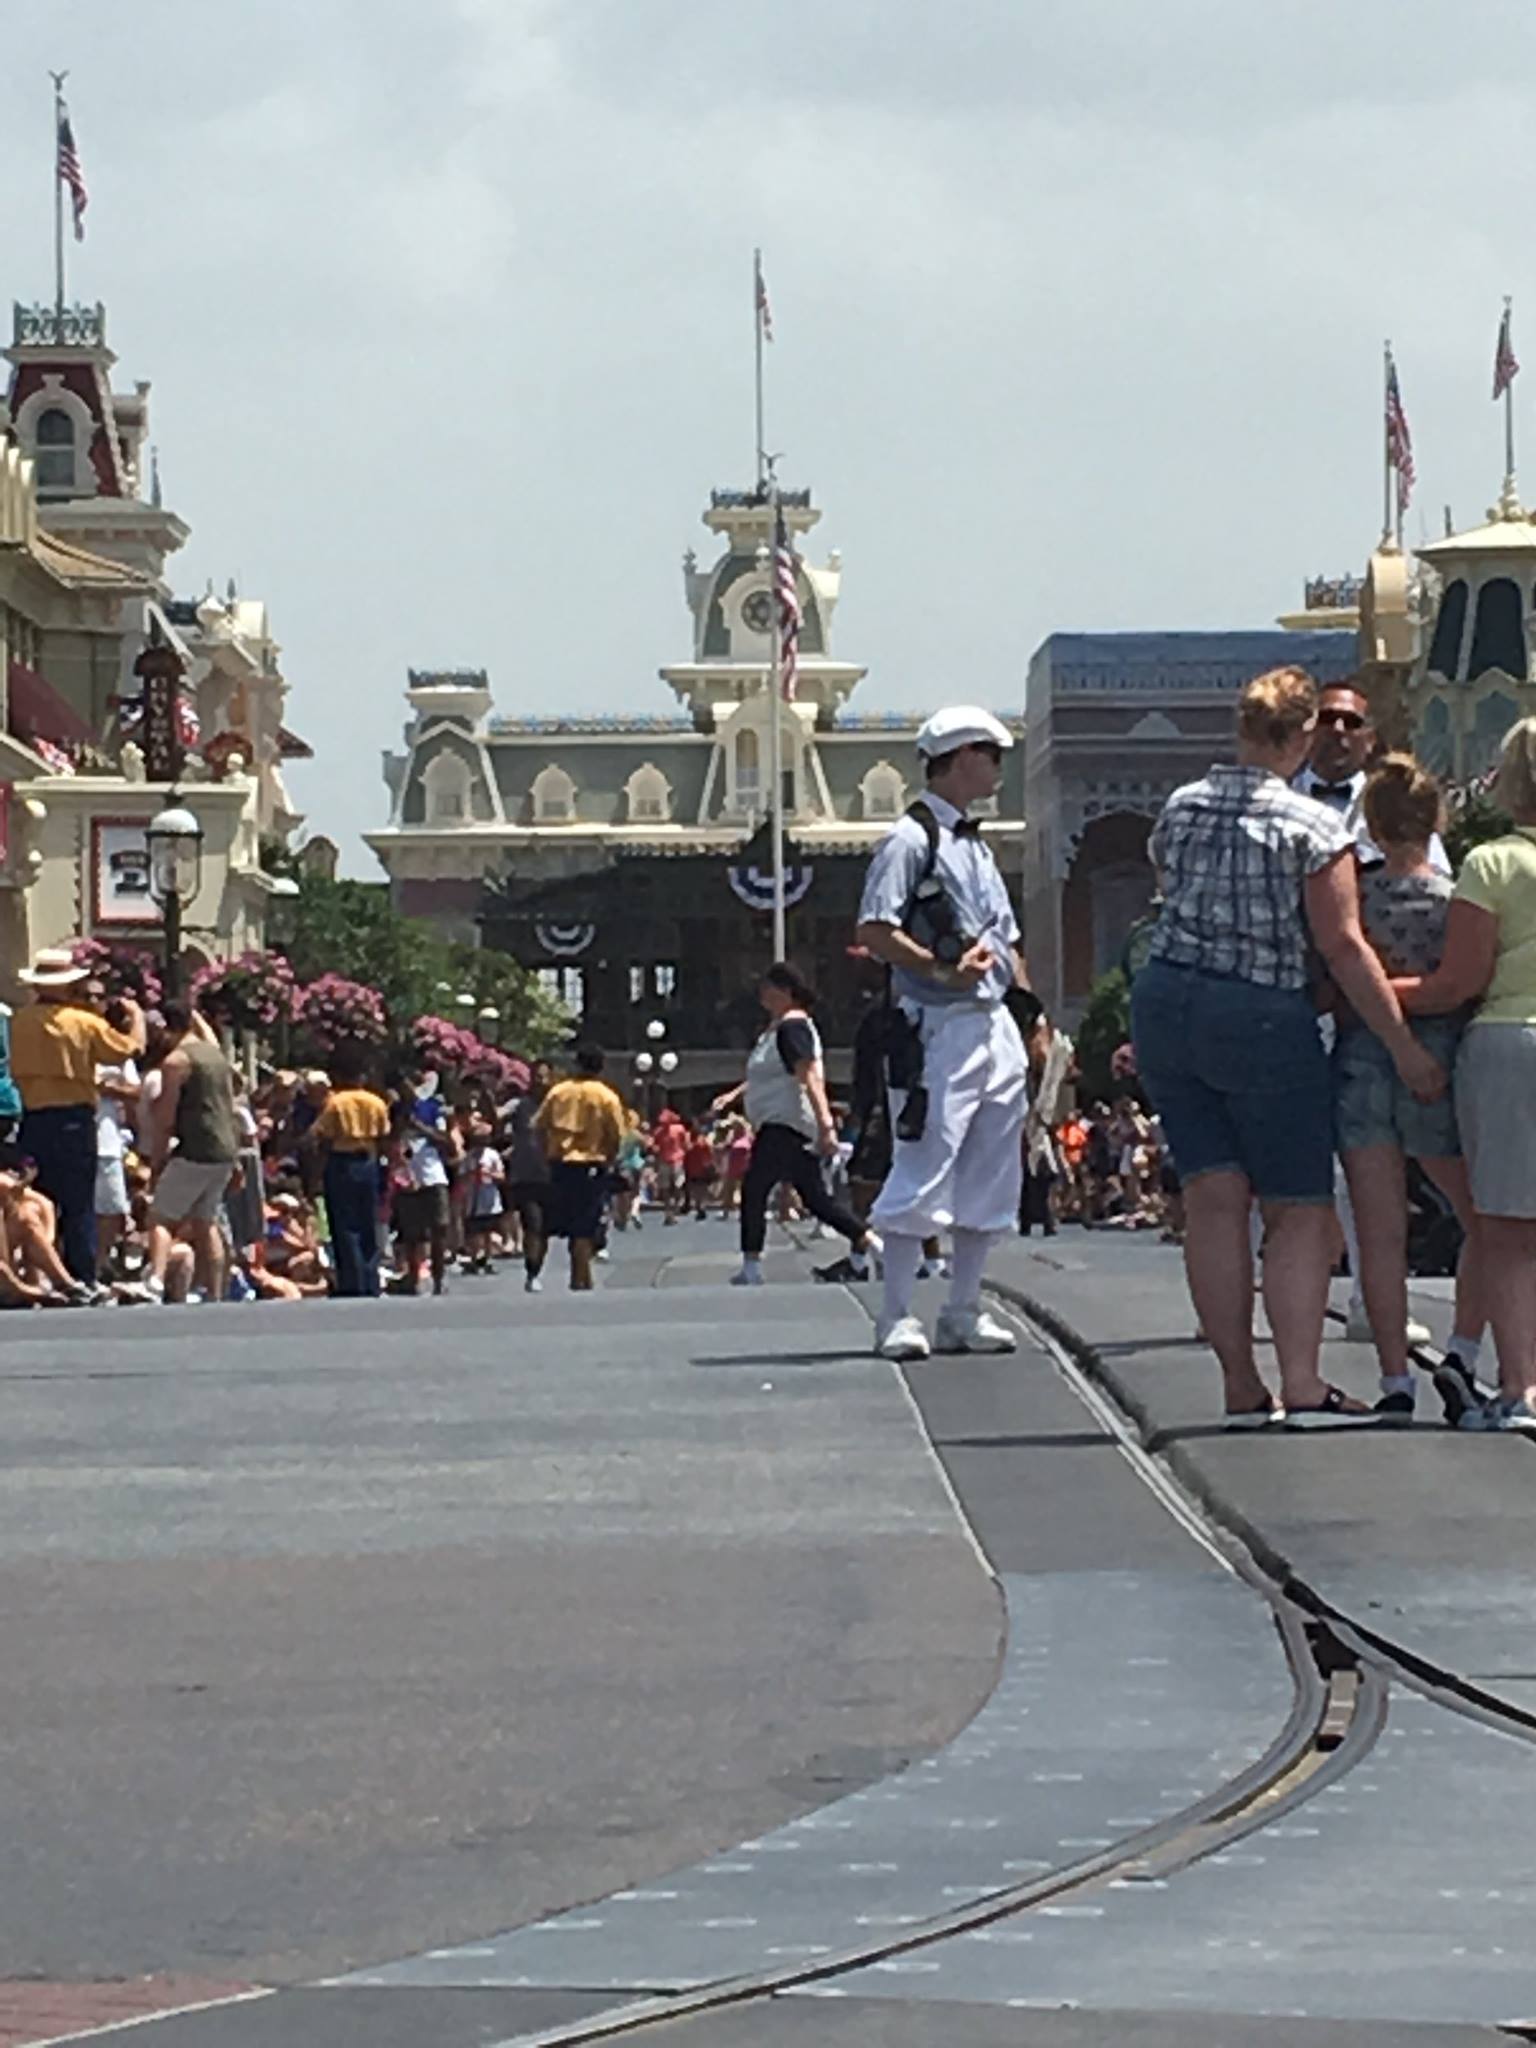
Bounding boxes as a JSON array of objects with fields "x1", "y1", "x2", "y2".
[
  {"x1": 1456, "y1": 829, "x2": 1536, "y2": 1026},
  {"x1": 311, "y1": 1087, "x2": 390, "y2": 1148},
  {"x1": 534, "y1": 1077, "x2": 626, "y2": 1164},
  {"x1": 11, "y1": 1000, "x2": 138, "y2": 1111}
]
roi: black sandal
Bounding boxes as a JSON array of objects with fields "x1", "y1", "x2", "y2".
[{"x1": 1284, "y1": 1383, "x2": 1375, "y2": 1429}]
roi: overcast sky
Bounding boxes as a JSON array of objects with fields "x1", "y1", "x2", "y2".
[{"x1": 6, "y1": 1, "x2": 1536, "y2": 869}]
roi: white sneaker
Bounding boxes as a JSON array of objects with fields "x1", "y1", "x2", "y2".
[
  {"x1": 524, "y1": 1274, "x2": 544, "y2": 1294},
  {"x1": 731, "y1": 1264, "x2": 765, "y2": 1287},
  {"x1": 875, "y1": 1314, "x2": 930, "y2": 1361},
  {"x1": 1406, "y1": 1317, "x2": 1432, "y2": 1348},
  {"x1": 934, "y1": 1305, "x2": 1018, "y2": 1355}
]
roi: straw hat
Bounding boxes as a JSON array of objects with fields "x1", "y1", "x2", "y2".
[{"x1": 18, "y1": 947, "x2": 89, "y2": 988}]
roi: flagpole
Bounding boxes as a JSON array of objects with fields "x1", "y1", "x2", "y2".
[
  {"x1": 767, "y1": 475, "x2": 787, "y2": 961},
  {"x1": 753, "y1": 247, "x2": 766, "y2": 487},
  {"x1": 1382, "y1": 341, "x2": 1394, "y2": 547},
  {"x1": 49, "y1": 70, "x2": 67, "y2": 325}
]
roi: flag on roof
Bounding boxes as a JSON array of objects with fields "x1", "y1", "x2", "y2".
[
  {"x1": 1385, "y1": 351, "x2": 1415, "y2": 513},
  {"x1": 56, "y1": 106, "x2": 88, "y2": 242},
  {"x1": 755, "y1": 253, "x2": 773, "y2": 344},
  {"x1": 1494, "y1": 301, "x2": 1520, "y2": 400},
  {"x1": 774, "y1": 502, "x2": 800, "y2": 702}
]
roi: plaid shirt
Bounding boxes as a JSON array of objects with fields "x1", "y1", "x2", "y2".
[{"x1": 1147, "y1": 765, "x2": 1353, "y2": 990}]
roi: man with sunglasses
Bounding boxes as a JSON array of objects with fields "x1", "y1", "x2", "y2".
[
  {"x1": 1293, "y1": 681, "x2": 1449, "y2": 873},
  {"x1": 856, "y1": 705, "x2": 1032, "y2": 1362},
  {"x1": 1293, "y1": 679, "x2": 1444, "y2": 1349}
]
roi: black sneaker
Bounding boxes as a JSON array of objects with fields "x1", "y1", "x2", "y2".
[
  {"x1": 1432, "y1": 1356, "x2": 1484, "y2": 1428},
  {"x1": 813, "y1": 1255, "x2": 863, "y2": 1284},
  {"x1": 1374, "y1": 1389, "x2": 1416, "y2": 1423}
]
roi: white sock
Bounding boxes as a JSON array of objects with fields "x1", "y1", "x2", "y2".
[
  {"x1": 1379, "y1": 1373, "x2": 1415, "y2": 1396},
  {"x1": 740, "y1": 1254, "x2": 762, "y2": 1275},
  {"x1": 947, "y1": 1228, "x2": 994, "y2": 1313},
  {"x1": 881, "y1": 1233, "x2": 924, "y2": 1324}
]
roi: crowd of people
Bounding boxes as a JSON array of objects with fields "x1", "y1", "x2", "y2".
[
  {"x1": 14, "y1": 675, "x2": 1515, "y2": 1436},
  {"x1": 1131, "y1": 666, "x2": 1536, "y2": 1433}
]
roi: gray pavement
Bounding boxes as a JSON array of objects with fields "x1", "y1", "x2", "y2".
[
  {"x1": 0, "y1": 1225, "x2": 998, "y2": 1989},
  {"x1": 4, "y1": 1219, "x2": 1530, "y2": 2044}
]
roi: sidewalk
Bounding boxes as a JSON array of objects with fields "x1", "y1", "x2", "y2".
[{"x1": 989, "y1": 1232, "x2": 1536, "y2": 1716}]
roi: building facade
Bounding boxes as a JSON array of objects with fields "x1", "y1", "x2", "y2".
[
  {"x1": 1024, "y1": 624, "x2": 1359, "y2": 1022},
  {"x1": 0, "y1": 299, "x2": 309, "y2": 995},
  {"x1": 367, "y1": 483, "x2": 1024, "y2": 1080}
]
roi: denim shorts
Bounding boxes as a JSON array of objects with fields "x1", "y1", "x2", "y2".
[
  {"x1": 1334, "y1": 1018, "x2": 1463, "y2": 1160},
  {"x1": 1130, "y1": 959, "x2": 1333, "y2": 1204}
]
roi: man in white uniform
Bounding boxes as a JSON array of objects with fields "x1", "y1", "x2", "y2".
[{"x1": 856, "y1": 706, "x2": 1032, "y2": 1362}]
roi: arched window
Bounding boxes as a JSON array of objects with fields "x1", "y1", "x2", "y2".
[
  {"x1": 735, "y1": 727, "x2": 761, "y2": 798},
  {"x1": 421, "y1": 751, "x2": 474, "y2": 824},
  {"x1": 1427, "y1": 578, "x2": 1468, "y2": 678},
  {"x1": 33, "y1": 407, "x2": 76, "y2": 494},
  {"x1": 1471, "y1": 689, "x2": 1521, "y2": 774},
  {"x1": 625, "y1": 762, "x2": 672, "y2": 823},
  {"x1": 1418, "y1": 696, "x2": 1453, "y2": 776},
  {"x1": 531, "y1": 763, "x2": 577, "y2": 823},
  {"x1": 859, "y1": 761, "x2": 906, "y2": 820},
  {"x1": 1468, "y1": 577, "x2": 1524, "y2": 682}
]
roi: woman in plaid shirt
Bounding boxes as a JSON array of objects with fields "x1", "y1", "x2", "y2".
[{"x1": 1132, "y1": 666, "x2": 1444, "y2": 1427}]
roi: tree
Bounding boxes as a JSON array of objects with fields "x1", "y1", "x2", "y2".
[
  {"x1": 276, "y1": 874, "x2": 568, "y2": 1057},
  {"x1": 1075, "y1": 968, "x2": 1133, "y2": 1103}
]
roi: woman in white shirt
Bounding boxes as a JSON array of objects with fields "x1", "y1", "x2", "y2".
[{"x1": 715, "y1": 963, "x2": 880, "y2": 1288}]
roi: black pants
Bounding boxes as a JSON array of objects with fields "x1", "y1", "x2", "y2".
[
  {"x1": 21, "y1": 1103, "x2": 96, "y2": 1283},
  {"x1": 740, "y1": 1123, "x2": 865, "y2": 1258}
]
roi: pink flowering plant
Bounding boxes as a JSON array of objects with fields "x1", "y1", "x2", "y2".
[
  {"x1": 68, "y1": 938, "x2": 164, "y2": 1009},
  {"x1": 410, "y1": 1016, "x2": 529, "y2": 1096},
  {"x1": 297, "y1": 973, "x2": 389, "y2": 1055},
  {"x1": 190, "y1": 951, "x2": 300, "y2": 1033}
]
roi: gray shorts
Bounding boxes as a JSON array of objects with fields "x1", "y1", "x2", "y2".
[
  {"x1": 95, "y1": 1155, "x2": 130, "y2": 1219},
  {"x1": 1334, "y1": 1018, "x2": 1464, "y2": 1161},
  {"x1": 152, "y1": 1156, "x2": 233, "y2": 1225},
  {"x1": 1457, "y1": 1024, "x2": 1536, "y2": 1217}
]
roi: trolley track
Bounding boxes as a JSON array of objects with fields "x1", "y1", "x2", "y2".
[{"x1": 483, "y1": 1288, "x2": 1449, "y2": 2048}]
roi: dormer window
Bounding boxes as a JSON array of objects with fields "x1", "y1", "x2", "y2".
[
  {"x1": 532, "y1": 763, "x2": 577, "y2": 823},
  {"x1": 735, "y1": 728, "x2": 760, "y2": 798},
  {"x1": 421, "y1": 750, "x2": 474, "y2": 825},
  {"x1": 33, "y1": 408, "x2": 76, "y2": 495},
  {"x1": 860, "y1": 761, "x2": 906, "y2": 821},
  {"x1": 625, "y1": 762, "x2": 672, "y2": 824}
]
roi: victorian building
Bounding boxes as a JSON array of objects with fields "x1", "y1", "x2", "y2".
[
  {"x1": 367, "y1": 483, "x2": 1024, "y2": 1080},
  {"x1": 0, "y1": 298, "x2": 309, "y2": 995}
]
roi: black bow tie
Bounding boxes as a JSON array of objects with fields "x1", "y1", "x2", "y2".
[
  {"x1": 953, "y1": 817, "x2": 983, "y2": 839},
  {"x1": 1313, "y1": 781, "x2": 1356, "y2": 803}
]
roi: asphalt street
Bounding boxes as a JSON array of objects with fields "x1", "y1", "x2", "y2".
[{"x1": 0, "y1": 1218, "x2": 1524, "y2": 2046}]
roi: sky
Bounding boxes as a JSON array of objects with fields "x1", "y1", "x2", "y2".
[{"x1": 6, "y1": 0, "x2": 1536, "y2": 870}]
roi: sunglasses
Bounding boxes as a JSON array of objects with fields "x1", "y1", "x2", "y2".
[{"x1": 1317, "y1": 708, "x2": 1367, "y2": 732}]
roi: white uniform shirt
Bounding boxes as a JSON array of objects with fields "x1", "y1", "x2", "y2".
[
  {"x1": 859, "y1": 793, "x2": 1020, "y2": 1008},
  {"x1": 1291, "y1": 766, "x2": 1451, "y2": 874}
]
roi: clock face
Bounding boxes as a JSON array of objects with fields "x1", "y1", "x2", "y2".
[{"x1": 741, "y1": 589, "x2": 775, "y2": 635}]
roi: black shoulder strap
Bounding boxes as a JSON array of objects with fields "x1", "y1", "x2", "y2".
[{"x1": 903, "y1": 798, "x2": 941, "y2": 888}]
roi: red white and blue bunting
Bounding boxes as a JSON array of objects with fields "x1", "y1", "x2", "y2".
[{"x1": 727, "y1": 861, "x2": 814, "y2": 912}]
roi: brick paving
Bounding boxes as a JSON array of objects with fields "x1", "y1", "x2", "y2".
[{"x1": 0, "y1": 1979, "x2": 258, "y2": 2047}]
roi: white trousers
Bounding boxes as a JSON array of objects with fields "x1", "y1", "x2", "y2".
[{"x1": 872, "y1": 1003, "x2": 1029, "y2": 1240}]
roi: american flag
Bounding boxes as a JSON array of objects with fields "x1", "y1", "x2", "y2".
[
  {"x1": 755, "y1": 255, "x2": 773, "y2": 344},
  {"x1": 56, "y1": 108, "x2": 88, "y2": 242},
  {"x1": 1385, "y1": 352, "x2": 1415, "y2": 512},
  {"x1": 1494, "y1": 301, "x2": 1520, "y2": 400},
  {"x1": 774, "y1": 503, "x2": 800, "y2": 701}
]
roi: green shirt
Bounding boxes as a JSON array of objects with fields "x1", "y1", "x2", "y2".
[{"x1": 1456, "y1": 828, "x2": 1536, "y2": 1026}]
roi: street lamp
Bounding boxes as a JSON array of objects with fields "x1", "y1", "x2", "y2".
[
  {"x1": 477, "y1": 1004, "x2": 501, "y2": 1043},
  {"x1": 146, "y1": 798, "x2": 203, "y2": 998},
  {"x1": 455, "y1": 991, "x2": 476, "y2": 1015}
]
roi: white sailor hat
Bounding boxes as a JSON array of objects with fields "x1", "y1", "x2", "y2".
[{"x1": 914, "y1": 705, "x2": 1014, "y2": 760}]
